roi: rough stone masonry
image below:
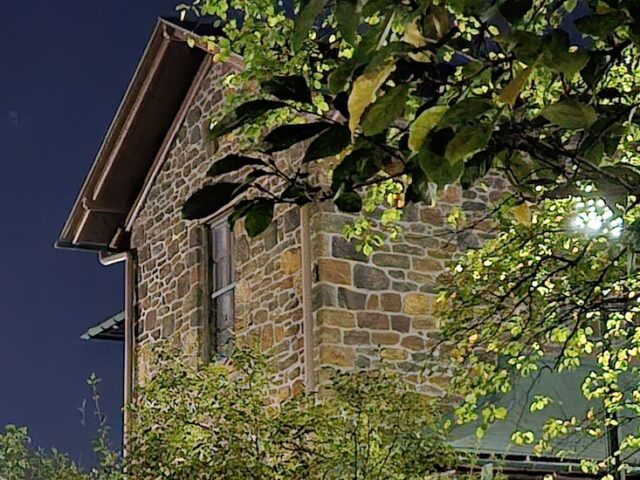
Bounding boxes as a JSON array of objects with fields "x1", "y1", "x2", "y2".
[{"x1": 130, "y1": 55, "x2": 505, "y2": 399}]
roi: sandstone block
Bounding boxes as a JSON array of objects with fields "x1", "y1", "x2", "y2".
[
  {"x1": 403, "y1": 293, "x2": 434, "y2": 315},
  {"x1": 318, "y1": 258, "x2": 352, "y2": 285},
  {"x1": 317, "y1": 309, "x2": 356, "y2": 328},
  {"x1": 344, "y1": 330, "x2": 370, "y2": 345},
  {"x1": 372, "y1": 253, "x2": 410, "y2": 269},
  {"x1": 282, "y1": 248, "x2": 301, "y2": 275},
  {"x1": 320, "y1": 345, "x2": 355, "y2": 368},
  {"x1": 354, "y1": 265, "x2": 389, "y2": 290},
  {"x1": 413, "y1": 257, "x2": 442, "y2": 273},
  {"x1": 401, "y1": 335, "x2": 425, "y2": 351},
  {"x1": 414, "y1": 316, "x2": 437, "y2": 331},
  {"x1": 338, "y1": 288, "x2": 366, "y2": 310},
  {"x1": 318, "y1": 326, "x2": 342, "y2": 344},
  {"x1": 367, "y1": 294, "x2": 379, "y2": 309},
  {"x1": 381, "y1": 293, "x2": 402, "y2": 312},
  {"x1": 357, "y1": 312, "x2": 389, "y2": 330},
  {"x1": 391, "y1": 315, "x2": 411, "y2": 333},
  {"x1": 261, "y1": 325, "x2": 274, "y2": 350},
  {"x1": 372, "y1": 332, "x2": 400, "y2": 345},
  {"x1": 380, "y1": 348, "x2": 408, "y2": 361},
  {"x1": 332, "y1": 236, "x2": 367, "y2": 262}
]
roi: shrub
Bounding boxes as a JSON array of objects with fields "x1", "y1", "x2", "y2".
[{"x1": 126, "y1": 347, "x2": 460, "y2": 480}]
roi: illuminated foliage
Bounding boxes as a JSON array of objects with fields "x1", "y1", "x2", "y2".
[
  {"x1": 439, "y1": 195, "x2": 640, "y2": 476},
  {"x1": 177, "y1": 0, "x2": 640, "y2": 246},
  {"x1": 125, "y1": 347, "x2": 459, "y2": 480}
]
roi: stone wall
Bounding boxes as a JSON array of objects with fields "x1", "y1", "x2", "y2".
[
  {"x1": 130, "y1": 59, "x2": 307, "y2": 397},
  {"x1": 129, "y1": 51, "x2": 504, "y2": 399},
  {"x1": 309, "y1": 179, "x2": 505, "y2": 394}
]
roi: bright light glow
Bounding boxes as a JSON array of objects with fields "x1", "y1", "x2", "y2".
[
  {"x1": 571, "y1": 196, "x2": 624, "y2": 239},
  {"x1": 587, "y1": 218, "x2": 603, "y2": 231}
]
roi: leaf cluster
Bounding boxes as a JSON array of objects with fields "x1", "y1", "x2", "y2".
[
  {"x1": 179, "y1": 0, "x2": 640, "y2": 242},
  {"x1": 438, "y1": 195, "x2": 640, "y2": 475},
  {"x1": 125, "y1": 346, "x2": 461, "y2": 480}
]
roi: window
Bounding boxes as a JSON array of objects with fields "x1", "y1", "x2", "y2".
[{"x1": 207, "y1": 218, "x2": 235, "y2": 353}]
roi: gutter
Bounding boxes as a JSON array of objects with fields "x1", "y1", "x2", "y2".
[
  {"x1": 99, "y1": 251, "x2": 136, "y2": 451},
  {"x1": 54, "y1": 240, "x2": 119, "y2": 254}
]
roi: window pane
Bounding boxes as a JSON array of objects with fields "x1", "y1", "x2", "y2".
[
  {"x1": 215, "y1": 256, "x2": 232, "y2": 288},
  {"x1": 208, "y1": 219, "x2": 235, "y2": 355},
  {"x1": 212, "y1": 223, "x2": 229, "y2": 258},
  {"x1": 215, "y1": 289, "x2": 234, "y2": 350}
]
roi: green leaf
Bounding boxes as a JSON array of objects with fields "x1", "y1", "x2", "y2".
[
  {"x1": 263, "y1": 122, "x2": 332, "y2": 153},
  {"x1": 245, "y1": 200, "x2": 275, "y2": 238},
  {"x1": 461, "y1": 151, "x2": 492, "y2": 189},
  {"x1": 445, "y1": 123, "x2": 493, "y2": 163},
  {"x1": 362, "y1": 0, "x2": 392, "y2": 17},
  {"x1": 335, "y1": 191, "x2": 363, "y2": 213},
  {"x1": 405, "y1": 170, "x2": 437, "y2": 204},
  {"x1": 416, "y1": 150, "x2": 464, "y2": 187},
  {"x1": 580, "y1": 53, "x2": 607, "y2": 87},
  {"x1": 511, "y1": 30, "x2": 542, "y2": 65},
  {"x1": 575, "y1": 12, "x2": 628, "y2": 38},
  {"x1": 182, "y1": 183, "x2": 245, "y2": 220},
  {"x1": 207, "y1": 155, "x2": 267, "y2": 177},
  {"x1": 541, "y1": 30, "x2": 588, "y2": 77},
  {"x1": 424, "y1": 5, "x2": 451, "y2": 39},
  {"x1": 511, "y1": 202, "x2": 532, "y2": 226},
  {"x1": 262, "y1": 76, "x2": 313, "y2": 104},
  {"x1": 332, "y1": 146, "x2": 382, "y2": 191},
  {"x1": 210, "y1": 100, "x2": 286, "y2": 140},
  {"x1": 408, "y1": 106, "x2": 448, "y2": 152},
  {"x1": 498, "y1": 66, "x2": 534, "y2": 106},
  {"x1": 540, "y1": 100, "x2": 597, "y2": 129},
  {"x1": 228, "y1": 199, "x2": 257, "y2": 226},
  {"x1": 293, "y1": 0, "x2": 328, "y2": 52},
  {"x1": 361, "y1": 85, "x2": 410, "y2": 136},
  {"x1": 348, "y1": 61, "x2": 397, "y2": 135},
  {"x1": 499, "y1": 0, "x2": 533, "y2": 23},
  {"x1": 448, "y1": 0, "x2": 491, "y2": 15},
  {"x1": 355, "y1": 12, "x2": 393, "y2": 61},
  {"x1": 304, "y1": 124, "x2": 352, "y2": 162},
  {"x1": 439, "y1": 98, "x2": 493, "y2": 128},
  {"x1": 507, "y1": 150, "x2": 534, "y2": 183},
  {"x1": 580, "y1": 141, "x2": 605, "y2": 165},
  {"x1": 328, "y1": 59, "x2": 357, "y2": 94},
  {"x1": 363, "y1": 42, "x2": 412, "y2": 74},
  {"x1": 336, "y1": 0, "x2": 359, "y2": 44}
]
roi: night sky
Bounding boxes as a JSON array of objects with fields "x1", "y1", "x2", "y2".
[{"x1": 1, "y1": 0, "x2": 178, "y2": 467}]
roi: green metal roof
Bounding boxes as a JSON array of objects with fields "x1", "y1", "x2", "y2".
[
  {"x1": 81, "y1": 311, "x2": 124, "y2": 341},
  {"x1": 449, "y1": 359, "x2": 640, "y2": 471}
]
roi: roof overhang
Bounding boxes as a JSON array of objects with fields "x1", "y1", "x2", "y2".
[{"x1": 57, "y1": 18, "x2": 215, "y2": 253}]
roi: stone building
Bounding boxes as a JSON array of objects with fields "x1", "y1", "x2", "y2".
[
  {"x1": 58, "y1": 18, "x2": 609, "y2": 477},
  {"x1": 59, "y1": 16, "x2": 498, "y2": 396}
]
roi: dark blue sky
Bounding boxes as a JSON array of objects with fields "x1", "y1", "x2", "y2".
[{"x1": 0, "y1": 0, "x2": 178, "y2": 467}]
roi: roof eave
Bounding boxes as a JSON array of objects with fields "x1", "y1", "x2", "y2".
[{"x1": 57, "y1": 18, "x2": 209, "y2": 253}]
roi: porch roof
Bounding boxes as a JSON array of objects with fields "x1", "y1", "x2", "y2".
[
  {"x1": 450, "y1": 359, "x2": 640, "y2": 474},
  {"x1": 81, "y1": 311, "x2": 125, "y2": 341}
]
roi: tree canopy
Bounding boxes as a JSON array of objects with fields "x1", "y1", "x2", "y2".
[
  {"x1": 176, "y1": 0, "x2": 640, "y2": 476},
  {"x1": 179, "y1": 0, "x2": 640, "y2": 241}
]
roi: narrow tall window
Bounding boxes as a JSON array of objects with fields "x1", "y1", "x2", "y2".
[{"x1": 208, "y1": 218, "x2": 235, "y2": 352}]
